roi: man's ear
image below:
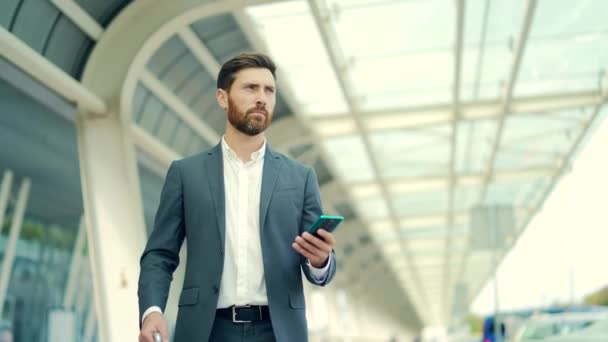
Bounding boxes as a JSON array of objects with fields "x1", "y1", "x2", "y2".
[{"x1": 216, "y1": 88, "x2": 228, "y2": 111}]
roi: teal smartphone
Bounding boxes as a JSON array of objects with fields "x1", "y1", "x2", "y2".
[{"x1": 308, "y1": 215, "x2": 344, "y2": 237}]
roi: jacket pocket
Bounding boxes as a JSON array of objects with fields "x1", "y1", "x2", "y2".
[
  {"x1": 178, "y1": 287, "x2": 199, "y2": 306},
  {"x1": 289, "y1": 291, "x2": 305, "y2": 309}
]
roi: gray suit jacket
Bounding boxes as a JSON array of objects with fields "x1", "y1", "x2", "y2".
[{"x1": 138, "y1": 143, "x2": 337, "y2": 342}]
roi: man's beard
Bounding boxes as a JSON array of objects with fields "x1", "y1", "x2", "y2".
[{"x1": 227, "y1": 97, "x2": 272, "y2": 136}]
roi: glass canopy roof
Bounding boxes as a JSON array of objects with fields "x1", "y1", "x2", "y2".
[
  {"x1": 117, "y1": 0, "x2": 608, "y2": 328},
  {"x1": 244, "y1": 0, "x2": 608, "y2": 325}
]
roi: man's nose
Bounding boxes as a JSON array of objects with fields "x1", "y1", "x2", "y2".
[{"x1": 255, "y1": 91, "x2": 267, "y2": 107}]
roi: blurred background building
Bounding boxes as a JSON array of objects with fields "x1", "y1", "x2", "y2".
[{"x1": 0, "y1": 0, "x2": 607, "y2": 341}]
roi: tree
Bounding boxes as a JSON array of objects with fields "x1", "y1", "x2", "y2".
[
  {"x1": 1, "y1": 217, "x2": 74, "y2": 251},
  {"x1": 583, "y1": 286, "x2": 608, "y2": 306},
  {"x1": 466, "y1": 314, "x2": 484, "y2": 334}
]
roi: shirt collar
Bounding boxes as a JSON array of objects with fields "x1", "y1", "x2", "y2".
[{"x1": 221, "y1": 136, "x2": 266, "y2": 163}]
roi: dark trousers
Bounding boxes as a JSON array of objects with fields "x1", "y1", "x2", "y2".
[{"x1": 208, "y1": 316, "x2": 276, "y2": 342}]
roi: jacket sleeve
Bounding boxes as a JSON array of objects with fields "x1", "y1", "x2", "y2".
[
  {"x1": 137, "y1": 161, "x2": 186, "y2": 325},
  {"x1": 299, "y1": 166, "x2": 337, "y2": 286}
]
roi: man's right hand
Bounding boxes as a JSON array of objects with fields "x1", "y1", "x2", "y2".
[{"x1": 139, "y1": 312, "x2": 169, "y2": 342}]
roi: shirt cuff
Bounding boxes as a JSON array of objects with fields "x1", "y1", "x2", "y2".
[
  {"x1": 307, "y1": 256, "x2": 331, "y2": 281},
  {"x1": 142, "y1": 306, "x2": 163, "y2": 325}
]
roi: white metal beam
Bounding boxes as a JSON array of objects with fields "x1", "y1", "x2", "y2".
[
  {"x1": 64, "y1": 216, "x2": 87, "y2": 309},
  {"x1": 0, "y1": 26, "x2": 107, "y2": 114},
  {"x1": 140, "y1": 70, "x2": 221, "y2": 144},
  {"x1": 368, "y1": 207, "x2": 531, "y2": 233},
  {"x1": 316, "y1": 90, "x2": 601, "y2": 121},
  {"x1": 443, "y1": 0, "x2": 465, "y2": 321},
  {"x1": 177, "y1": 27, "x2": 221, "y2": 77},
  {"x1": 307, "y1": 0, "x2": 432, "y2": 324},
  {"x1": 472, "y1": 0, "x2": 492, "y2": 100},
  {"x1": 349, "y1": 166, "x2": 555, "y2": 196},
  {"x1": 480, "y1": 0, "x2": 538, "y2": 203},
  {"x1": 50, "y1": 0, "x2": 104, "y2": 41},
  {"x1": 131, "y1": 124, "x2": 180, "y2": 170},
  {"x1": 501, "y1": 128, "x2": 574, "y2": 147},
  {"x1": 307, "y1": 0, "x2": 357, "y2": 106},
  {"x1": 131, "y1": 133, "x2": 558, "y2": 198},
  {"x1": 314, "y1": 90, "x2": 602, "y2": 135},
  {"x1": 457, "y1": 0, "x2": 539, "y2": 314},
  {"x1": 454, "y1": 0, "x2": 539, "y2": 305}
]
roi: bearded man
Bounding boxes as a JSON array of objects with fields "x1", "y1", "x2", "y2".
[{"x1": 137, "y1": 53, "x2": 337, "y2": 342}]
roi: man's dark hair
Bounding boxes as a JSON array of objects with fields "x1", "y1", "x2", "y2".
[{"x1": 217, "y1": 52, "x2": 276, "y2": 91}]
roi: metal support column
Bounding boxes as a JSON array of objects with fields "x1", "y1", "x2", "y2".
[
  {"x1": 63, "y1": 216, "x2": 86, "y2": 309},
  {"x1": 0, "y1": 178, "x2": 31, "y2": 317},
  {"x1": 0, "y1": 170, "x2": 13, "y2": 234},
  {"x1": 83, "y1": 299, "x2": 97, "y2": 342},
  {"x1": 74, "y1": 262, "x2": 89, "y2": 315}
]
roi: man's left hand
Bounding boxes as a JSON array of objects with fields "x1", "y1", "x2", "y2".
[{"x1": 292, "y1": 229, "x2": 336, "y2": 268}]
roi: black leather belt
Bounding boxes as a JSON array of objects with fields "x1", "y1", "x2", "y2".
[{"x1": 216, "y1": 305, "x2": 270, "y2": 323}]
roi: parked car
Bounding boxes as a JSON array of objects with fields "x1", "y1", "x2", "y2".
[
  {"x1": 509, "y1": 312, "x2": 608, "y2": 342},
  {"x1": 541, "y1": 317, "x2": 608, "y2": 341}
]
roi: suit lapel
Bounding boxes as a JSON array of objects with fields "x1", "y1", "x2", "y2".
[
  {"x1": 259, "y1": 146, "x2": 283, "y2": 231},
  {"x1": 206, "y1": 143, "x2": 226, "y2": 245}
]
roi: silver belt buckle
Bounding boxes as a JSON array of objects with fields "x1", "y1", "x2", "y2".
[{"x1": 232, "y1": 305, "x2": 252, "y2": 323}]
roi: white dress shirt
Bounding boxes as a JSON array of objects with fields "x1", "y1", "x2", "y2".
[{"x1": 142, "y1": 137, "x2": 330, "y2": 322}]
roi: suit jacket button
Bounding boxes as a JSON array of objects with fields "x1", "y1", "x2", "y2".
[{"x1": 213, "y1": 285, "x2": 219, "y2": 293}]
